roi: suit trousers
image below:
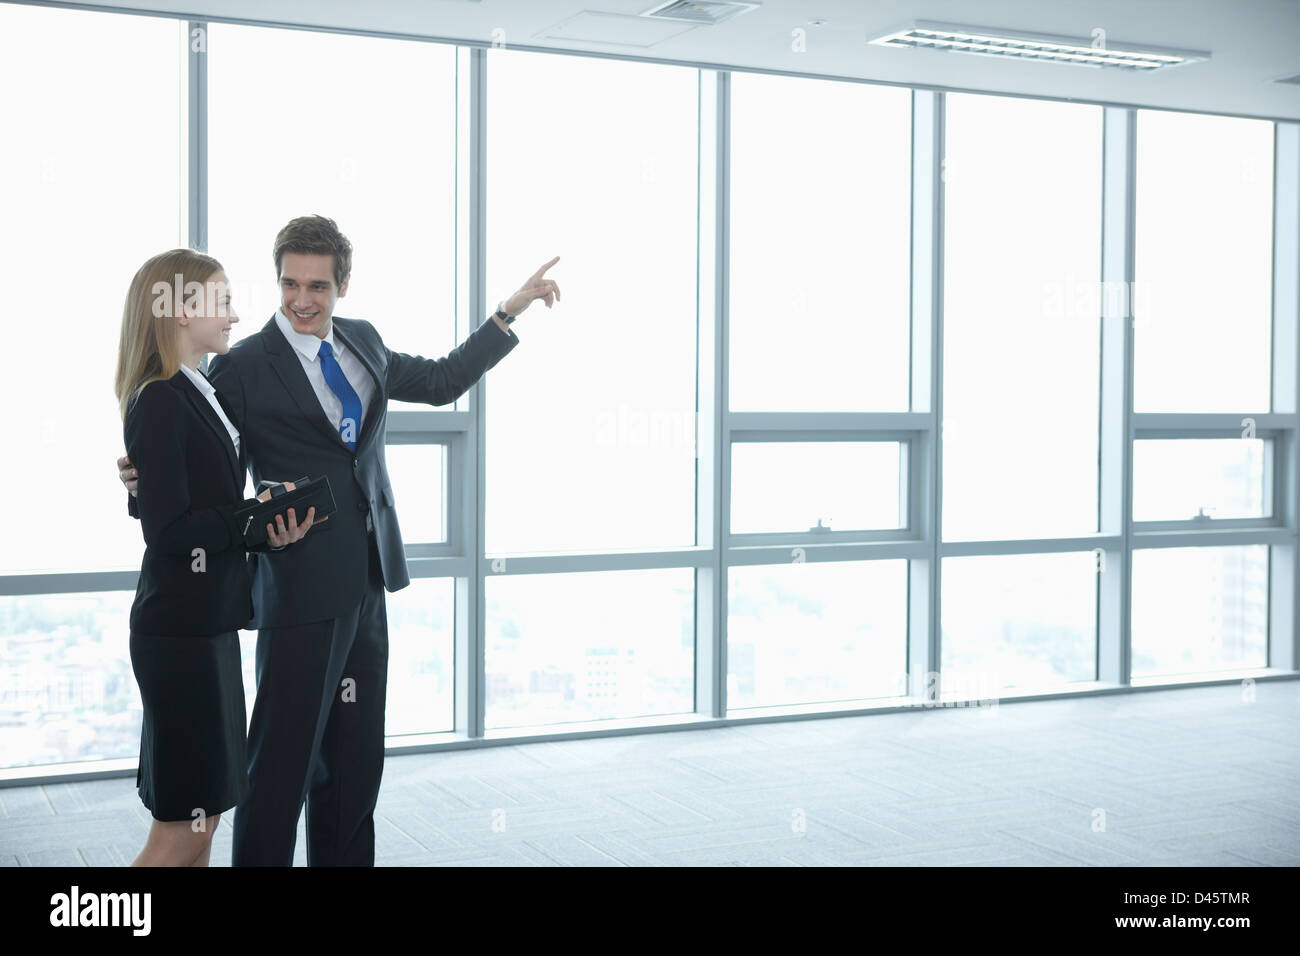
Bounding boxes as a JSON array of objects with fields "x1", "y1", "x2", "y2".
[{"x1": 231, "y1": 531, "x2": 389, "y2": 866}]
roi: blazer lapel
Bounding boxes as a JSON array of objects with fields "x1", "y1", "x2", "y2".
[
  {"x1": 208, "y1": 377, "x2": 249, "y2": 489},
  {"x1": 171, "y1": 371, "x2": 243, "y2": 492},
  {"x1": 332, "y1": 319, "x2": 385, "y2": 455},
  {"x1": 261, "y1": 316, "x2": 354, "y2": 454}
]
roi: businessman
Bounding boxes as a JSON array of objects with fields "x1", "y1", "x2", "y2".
[{"x1": 118, "y1": 214, "x2": 560, "y2": 865}]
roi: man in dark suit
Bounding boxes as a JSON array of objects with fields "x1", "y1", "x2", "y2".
[{"x1": 118, "y1": 215, "x2": 561, "y2": 865}]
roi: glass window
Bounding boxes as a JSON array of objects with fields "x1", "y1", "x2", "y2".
[
  {"x1": 730, "y1": 441, "x2": 902, "y2": 534},
  {"x1": 0, "y1": 5, "x2": 183, "y2": 573},
  {"x1": 1133, "y1": 438, "x2": 1269, "y2": 521},
  {"x1": 942, "y1": 93, "x2": 1103, "y2": 542},
  {"x1": 729, "y1": 72, "x2": 911, "y2": 412},
  {"x1": 1134, "y1": 110, "x2": 1274, "y2": 413},
  {"x1": 0, "y1": 592, "x2": 141, "y2": 769},
  {"x1": 941, "y1": 552, "x2": 1097, "y2": 692},
  {"x1": 1131, "y1": 546, "x2": 1268, "y2": 678},
  {"x1": 485, "y1": 568, "x2": 694, "y2": 730},
  {"x1": 240, "y1": 578, "x2": 456, "y2": 737},
  {"x1": 383, "y1": 443, "x2": 446, "y2": 543},
  {"x1": 485, "y1": 50, "x2": 697, "y2": 554},
  {"x1": 728, "y1": 560, "x2": 908, "y2": 709},
  {"x1": 384, "y1": 577, "x2": 456, "y2": 736},
  {"x1": 207, "y1": 24, "x2": 458, "y2": 410}
]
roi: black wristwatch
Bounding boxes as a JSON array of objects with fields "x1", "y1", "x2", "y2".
[{"x1": 495, "y1": 302, "x2": 515, "y2": 325}]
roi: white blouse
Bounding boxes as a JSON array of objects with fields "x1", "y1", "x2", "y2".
[{"x1": 178, "y1": 362, "x2": 241, "y2": 458}]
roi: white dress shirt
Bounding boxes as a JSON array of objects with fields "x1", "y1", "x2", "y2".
[
  {"x1": 273, "y1": 307, "x2": 379, "y2": 530},
  {"x1": 179, "y1": 361, "x2": 241, "y2": 458},
  {"x1": 273, "y1": 308, "x2": 377, "y2": 437}
]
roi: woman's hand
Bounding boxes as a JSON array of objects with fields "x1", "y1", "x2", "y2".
[{"x1": 255, "y1": 481, "x2": 320, "y2": 548}]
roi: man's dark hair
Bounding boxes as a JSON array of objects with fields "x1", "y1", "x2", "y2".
[{"x1": 273, "y1": 214, "x2": 352, "y2": 289}]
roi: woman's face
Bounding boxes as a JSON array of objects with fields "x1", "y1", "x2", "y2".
[{"x1": 181, "y1": 269, "x2": 239, "y2": 357}]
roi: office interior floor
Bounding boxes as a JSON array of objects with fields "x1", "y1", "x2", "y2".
[{"x1": 3, "y1": 681, "x2": 1297, "y2": 866}]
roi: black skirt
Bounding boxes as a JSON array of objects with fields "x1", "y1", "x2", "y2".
[{"x1": 130, "y1": 629, "x2": 250, "y2": 822}]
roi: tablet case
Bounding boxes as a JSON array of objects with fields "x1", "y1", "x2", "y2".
[{"x1": 234, "y1": 474, "x2": 337, "y2": 548}]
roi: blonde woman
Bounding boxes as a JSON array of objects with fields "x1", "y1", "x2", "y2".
[{"x1": 114, "y1": 249, "x2": 320, "y2": 866}]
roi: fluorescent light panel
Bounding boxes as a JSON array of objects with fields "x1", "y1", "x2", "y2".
[
  {"x1": 869, "y1": 20, "x2": 1210, "y2": 71},
  {"x1": 642, "y1": 1, "x2": 761, "y2": 25}
]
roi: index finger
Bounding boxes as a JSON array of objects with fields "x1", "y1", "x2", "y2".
[{"x1": 530, "y1": 256, "x2": 560, "y2": 280}]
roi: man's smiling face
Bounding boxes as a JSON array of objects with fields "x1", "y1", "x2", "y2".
[{"x1": 279, "y1": 251, "x2": 349, "y2": 339}]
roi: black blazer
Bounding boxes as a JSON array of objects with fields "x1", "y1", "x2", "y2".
[
  {"x1": 124, "y1": 369, "x2": 277, "y2": 636},
  {"x1": 197, "y1": 313, "x2": 518, "y2": 629}
]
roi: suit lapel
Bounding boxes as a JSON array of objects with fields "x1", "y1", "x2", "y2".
[
  {"x1": 261, "y1": 316, "x2": 354, "y2": 454},
  {"x1": 171, "y1": 371, "x2": 242, "y2": 491},
  {"x1": 209, "y1": 378, "x2": 249, "y2": 488},
  {"x1": 332, "y1": 319, "x2": 384, "y2": 455}
]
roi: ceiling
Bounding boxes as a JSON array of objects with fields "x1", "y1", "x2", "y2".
[{"x1": 38, "y1": 0, "x2": 1300, "y2": 121}]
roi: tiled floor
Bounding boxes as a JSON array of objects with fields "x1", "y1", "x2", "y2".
[{"x1": 3, "y1": 682, "x2": 1297, "y2": 866}]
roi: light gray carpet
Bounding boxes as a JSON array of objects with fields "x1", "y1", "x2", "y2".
[{"x1": 3, "y1": 682, "x2": 1297, "y2": 866}]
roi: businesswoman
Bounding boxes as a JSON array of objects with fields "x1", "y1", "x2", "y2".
[{"x1": 114, "y1": 248, "x2": 319, "y2": 866}]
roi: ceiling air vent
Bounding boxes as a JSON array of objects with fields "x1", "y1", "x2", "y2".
[
  {"x1": 869, "y1": 20, "x2": 1209, "y2": 72},
  {"x1": 642, "y1": 1, "x2": 760, "y2": 25}
]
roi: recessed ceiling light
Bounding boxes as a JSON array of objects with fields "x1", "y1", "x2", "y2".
[{"x1": 869, "y1": 20, "x2": 1210, "y2": 72}]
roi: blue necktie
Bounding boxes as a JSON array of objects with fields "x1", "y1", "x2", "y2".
[{"x1": 318, "y1": 340, "x2": 362, "y2": 450}]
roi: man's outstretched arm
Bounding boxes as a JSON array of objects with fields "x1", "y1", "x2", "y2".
[
  {"x1": 387, "y1": 256, "x2": 560, "y2": 406},
  {"x1": 387, "y1": 312, "x2": 519, "y2": 406}
]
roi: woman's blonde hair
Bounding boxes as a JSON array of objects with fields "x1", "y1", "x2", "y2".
[{"x1": 114, "y1": 248, "x2": 225, "y2": 421}]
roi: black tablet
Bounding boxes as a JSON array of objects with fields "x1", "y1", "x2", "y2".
[{"x1": 234, "y1": 475, "x2": 337, "y2": 548}]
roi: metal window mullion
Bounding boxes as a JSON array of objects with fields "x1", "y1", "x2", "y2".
[
  {"x1": 1134, "y1": 518, "x2": 1287, "y2": 533},
  {"x1": 729, "y1": 529, "x2": 917, "y2": 547},
  {"x1": 907, "y1": 89, "x2": 943, "y2": 701},
  {"x1": 1133, "y1": 412, "x2": 1297, "y2": 432},
  {"x1": 695, "y1": 69, "x2": 727, "y2": 719},
  {"x1": 187, "y1": 21, "x2": 206, "y2": 252},
  {"x1": 1097, "y1": 106, "x2": 1136, "y2": 686},
  {"x1": 728, "y1": 542, "x2": 930, "y2": 566},
  {"x1": 1269, "y1": 121, "x2": 1300, "y2": 671},
  {"x1": 386, "y1": 409, "x2": 472, "y2": 433},
  {"x1": 454, "y1": 45, "x2": 487, "y2": 739},
  {"x1": 940, "y1": 535, "x2": 1123, "y2": 558},
  {"x1": 0, "y1": 570, "x2": 139, "y2": 597},
  {"x1": 728, "y1": 428, "x2": 918, "y2": 442},
  {"x1": 727, "y1": 411, "x2": 928, "y2": 431},
  {"x1": 1133, "y1": 528, "x2": 1293, "y2": 549}
]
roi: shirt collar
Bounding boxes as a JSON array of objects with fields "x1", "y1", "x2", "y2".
[
  {"x1": 178, "y1": 362, "x2": 214, "y2": 397},
  {"x1": 274, "y1": 307, "x2": 338, "y2": 364}
]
